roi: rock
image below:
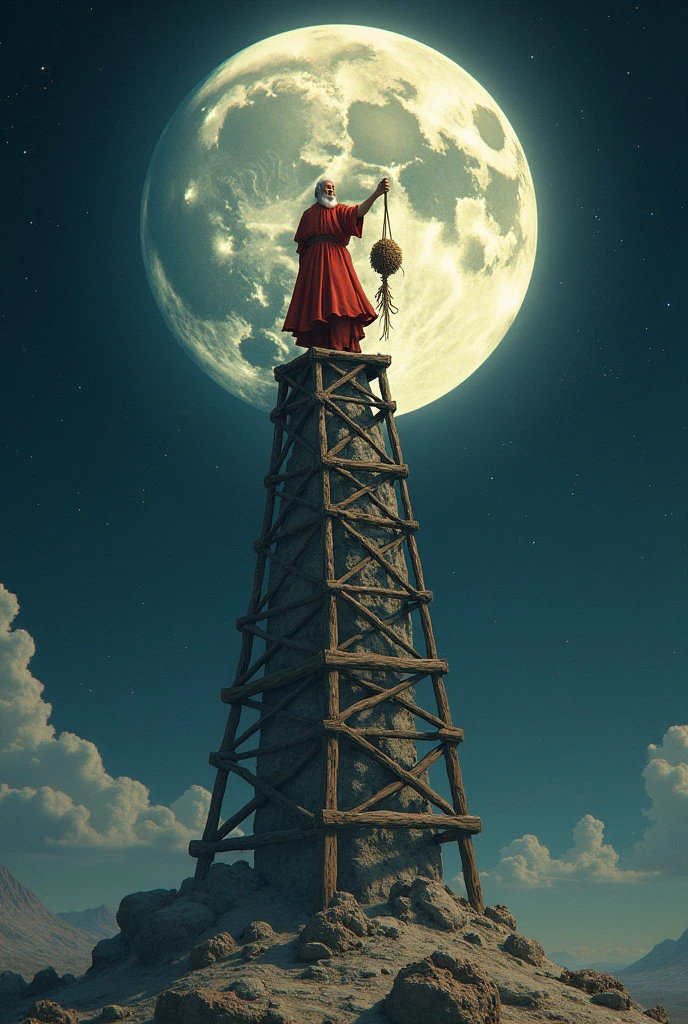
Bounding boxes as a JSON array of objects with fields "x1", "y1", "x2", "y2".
[
  {"x1": 26, "y1": 969, "x2": 67, "y2": 997},
  {"x1": 0, "y1": 971, "x2": 29, "y2": 1010},
  {"x1": 463, "y1": 932, "x2": 482, "y2": 945},
  {"x1": 392, "y1": 896, "x2": 413, "y2": 922},
  {"x1": 559, "y1": 969, "x2": 628, "y2": 996},
  {"x1": 190, "y1": 932, "x2": 238, "y2": 970},
  {"x1": 116, "y1": 889, "x2": 176, "y2": 939},
  {"x1": 386, "y1": 951, "x2": 501, "y2": 1024},
  {"x1": 299, "y1": 942, "x2": 332, "y2": 961},
  {"x1": 483, "y1": 905, "x2": 517, "y2": 931},
  {"x1": 90, "y1": 933, "x2": 128, "y2": 971},
  {"x1": 242, "y1": 943, "x2": 267, "y2": 961},
  {"x1": 241, "y1": 921, "x2": 275, "y2": 943},
  {"x1": 389, "y1": 878, "x2": 466, "y2": 930},
  {"x1": 591, "y1": 992, "x2": 632, "y2": 1011},
  {"x1": 177, "y1": 863, "x2": 258, "y2": 918},
  {"x1": 101, "y1": 1006, "x2": 131, "y2": 1021},
  {"x1": 134, "y1": 901, "x2": 216, "y2": 965},
  {"x1": 644, "y1": 1006, "x2": 670, "y2": 1023},
  {"x1": 298, "y1": 891, "x2": 373, "y2": 954},
  {"x1": 497, "y1": 983, "x2": 549, "y2": 1008},
  {"x1": 410, "y1": 877, "x2": 466, "y2": 930},
  {"x1": 154, "y1": 987, "x2": 285, "y2": 1024},
  {"x1": 229, "y1": 979, "x2": 267, "y2": 1001},
  {"x1": 360, "y1": 968, "x2": 378, "y2": 978},
  {"x1": 374, "y1": 917, "x2": 401, "y2": 938},
  {"x1": 502, "y1": 933, "x2": 546, "y2": 966},
  {"x1": 25, "y1": 1001, "x2": 76, "y2": 1024},
  {"x1": 301, "y1": 965, "x2": 330, "y2": 981}
]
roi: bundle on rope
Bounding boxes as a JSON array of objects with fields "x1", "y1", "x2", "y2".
[{"x1": 370, "y1": 192, "x2": 403, "y2": 342}]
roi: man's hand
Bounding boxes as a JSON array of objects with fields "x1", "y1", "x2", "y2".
[{"x1": 358, "y1": 178, "x2": 390, "y2": 218}]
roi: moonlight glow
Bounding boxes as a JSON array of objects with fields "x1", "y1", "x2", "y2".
[{"x1": 141, "y1": 25, "x2": 537, "y2": 415}]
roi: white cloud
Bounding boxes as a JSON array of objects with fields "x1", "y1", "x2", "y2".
[
  {"x1": 491, "y1": 814, "x2": 650, "y2": 887},
  {"x1": 0, "y1": 583, "x2": 215, "y2": 859},
  {"x1": 632, "y1": 725, "x2": 688, "y2": 874},
  {"x1": 488, "y1": 725, "x2": 688, "y2": 888}
]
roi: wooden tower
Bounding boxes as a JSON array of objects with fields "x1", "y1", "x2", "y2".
[{"x1": 190, "y1": 348, "x2": 483, "y2": 913}]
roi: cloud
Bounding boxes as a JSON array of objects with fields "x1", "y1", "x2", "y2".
[
  {"x1": 490, "y1": 814, "x2": 650, "y2": 887},
  {"x1": 0, "y1": 583, "x2": 216, "y2": 860},
  {"x1": 632, "y1": 725, "x2": 688, "y2": 875},
  {"x1": 488, "y1": 725, "x2": 688, "y2": 888}
]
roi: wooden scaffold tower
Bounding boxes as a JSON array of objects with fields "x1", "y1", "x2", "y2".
[{"x1": 190, "y1": 348, "x2": 484, "y2": 913}]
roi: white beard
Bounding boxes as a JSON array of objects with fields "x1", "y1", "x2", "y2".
[{"x1": 317, "y1": 193, "x2": 338, "y2": 209}]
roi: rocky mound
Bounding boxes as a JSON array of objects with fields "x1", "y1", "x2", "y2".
[{"x1": 0, "y1": 864, "x2": 673, "y2": 1024}]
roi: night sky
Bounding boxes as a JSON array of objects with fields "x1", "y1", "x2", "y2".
[{"x1": 3, "y1": 1, "x2": 686, "y2": 962}]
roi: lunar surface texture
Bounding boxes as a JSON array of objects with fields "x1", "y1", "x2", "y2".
[{"x1": 141, "y1": 25, "x2": 537, "y2": 415}]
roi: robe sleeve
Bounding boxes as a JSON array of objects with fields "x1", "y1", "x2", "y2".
[
  {"x1": 337, "y1": 204, "x2": 364, "y2": 239},
  {"x1": 294, "y1": 212, "x2": 310, "y2": 257}
]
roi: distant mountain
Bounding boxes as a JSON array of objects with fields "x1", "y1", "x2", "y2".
[
  {"x1": 618, "y1": 927, "x2": 688, "y2": 1024},
  {"x1": 548, "y1": 950, "x2": 636, "y2": 974},
  {"x1": 57, "y1": 905, "x2": 118, "y2": 944},
  {"x1": 0, "y1": 865, "x2": 94, "y2": 980}
]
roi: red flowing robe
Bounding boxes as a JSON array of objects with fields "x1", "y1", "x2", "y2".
[{"x1": 282, "y1": 203, "x2": 377, "y2": 352}]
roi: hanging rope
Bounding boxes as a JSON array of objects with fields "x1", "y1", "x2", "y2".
[{"x1": 369, "y1": 192, "x2": 403, "y2": 342}]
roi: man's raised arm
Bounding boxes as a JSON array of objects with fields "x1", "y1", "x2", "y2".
[{"x1": 357, "y1": 177, "x2": 390, "y2": 218}]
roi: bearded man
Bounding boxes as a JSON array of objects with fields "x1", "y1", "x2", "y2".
[{"x1": 282, "y1": 177, "x2": 390, "y2": 352}]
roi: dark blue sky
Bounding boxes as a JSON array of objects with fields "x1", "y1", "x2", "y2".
[{"x1": 2, "y1": 1, "x2": 686, "y2": 954}]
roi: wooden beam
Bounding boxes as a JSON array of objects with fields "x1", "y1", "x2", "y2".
[
  {"x1": 324, "y1": 649, "x2": 448, "y2": 674},
  {"x1": 209, "y1": 755, "x2": 314, "y2": 823},
  {"x1": 349, "y1": 745, "x2": 446, "y2": 814},
  {"x1": 315, "y1": 809, "x2": 482, "y2": 832},
  {"x1": 333, "y1": 721, "x2": 455, "y2": 815},
  {"x1": 190, "y1": 827, "x2": 317, "y2": 856},
  {"x1": 215, "y1": 741, "x2": 319, "y2": 840}
]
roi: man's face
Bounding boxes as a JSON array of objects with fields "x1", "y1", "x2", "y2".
[{"x1": 318, "y1": 179, "x2": 338, "y2": 208}]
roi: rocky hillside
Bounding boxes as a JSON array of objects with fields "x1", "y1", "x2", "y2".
[
  {"x1": 57, "y1": 907, "x2": 117, "y2": 945},
  {"x1": 618, "y1": 927, "x2": 688, "y2": 1024},
  {"x1": 0, "y1": 866, "x2": 93, "y2": 979},
  {"x1": 0, "y1": 861, "x2": 675, "y2": 1024}
]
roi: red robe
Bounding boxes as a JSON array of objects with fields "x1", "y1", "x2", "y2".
[{"x1": 282, "y1": 203, "x2": 377, "y2": 352}]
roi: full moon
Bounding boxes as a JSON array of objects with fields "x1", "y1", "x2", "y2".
[{"x1": 141, "y1": 25, "x2": 537, "y2": 415}]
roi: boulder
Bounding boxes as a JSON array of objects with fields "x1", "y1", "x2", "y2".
[
  {"x1": 154, "y1": 987, "x2": 286, "y2": 1024},
  {"x1": 374, "y1": 917, "x2": 402, "y2": 938},
  {"x1": 409, "y1": 877, "x2": 466, "y2": 930},
  {"x1": 90, "y1": 933, "x2": 129, "y2": 971},
  {"x1": 241, "y1": 921, "x2": 275, "y2": 943},
  {"x1": 26, "y1": 969, "x2": 67, "y2": 998},
  {"x1": 497, "y1": 983, "x2": 549, "y2": 1009},
  {"x1": 0, "y1": 971, "x2": 29, "y2": 1011},
  {"x1": 559, "y1": 969, "x2": 628, "y2": 996},
  {"x1": 134, "y1": 902, "x2": 216, "y2": 965},
  {"x1": 298, "y1": 891, "x2": 373, "y2": 955},
  {"x1": 229, "y1": 979, "x2": 267, "y2": 1002},
  {"x1": 242, "y1": 944, "x2": 267, "y2": 961},
  {"x1": 301, "y1": 965, "x2": 330, "y2": 981},
  {"x1": 483, "y1": 905, "x2": 517, "y2": 931},
  {"x1": 101, "y1": 1006, "x2": 131, "y2": 1021},
  {"x1": 591, "y1": 992, "x2": 632, "y2": 1011},
  {"x1": 644, "y1": 1006, "x2": 670, "y2": 1023},
  {"x1": 502, "y1": 933, "x2": 546, "y2": 967},
  {"x1": 299, "y1": 942, "x2": 332, "y2": 961},
  {"x1": 116, "y1": 889, "x2": 176, "y2": 939},
  {"x1": 389, "y1": 878, "x2": 466, "y2": 931},
  {"x1": 190, "y1": 932, "x2": 238, "y2": 970},
  {"x1": 463, "y1": 933, "x2": 482, "y2": 946},
  {"x1": 386, "y1": 951, "x2": 501, "y2": 1024},
  {"x1": 25, "y1": 1001, "x2": 76, "y2": 1024}
]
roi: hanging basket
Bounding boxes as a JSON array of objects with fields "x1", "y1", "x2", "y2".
[{"x1": 370, "y1": 193, "x2": 403, "y2": 342}]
